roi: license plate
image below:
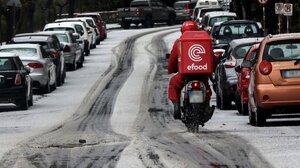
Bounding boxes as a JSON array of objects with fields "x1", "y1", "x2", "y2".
[
  {"x1": 124, "y1": 17, "x2": 132, "y2": 20},
  {"x1": 189, "y1": 90, "x2": 204, "y2": 103},
  {"x1": 283, "y1": 70, "x2": 300, "y2": 78}
]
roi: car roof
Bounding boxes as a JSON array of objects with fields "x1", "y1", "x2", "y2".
[
  {"x1": 230, "y1": 37, "x2": 264, "y2": 48},
  {"x1": 0, "y1": 43, "x2": 40, "y2": 49},
  {"x1": 0, "y1": 52, "x2": 18, "y2": 57},
  {"x1": 77, "y1": 12, "x2": 100, "y2": 16},
  {"x1": 44, "y1": 22, "x2": 77, "y2": 28},
  {"x1": 205, "y1": 11, "x2": 237, "y2": 17},
  {"x1": 175, "y1": 1, "x2": 190, "y2": 4},
  {"x1": 220, "y1": 20, "x2": 258, "y2": 25},
  {"x1": 265, "y1": 33, "x2": 300, "y2": 41}
]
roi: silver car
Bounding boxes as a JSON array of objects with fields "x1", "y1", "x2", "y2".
[
  {"x1": 46, "y1": 31, "x2": 84, "y2": 71},
  {"x1": 0, "y1": 44, "x2": 57, "y2": 94}
]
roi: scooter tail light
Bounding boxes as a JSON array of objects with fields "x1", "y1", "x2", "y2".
[
  {"x1": 259, "y1": 60, "x2": 272, "y2": 75},
  {"x1": 15, "y1": 74, "x2": 22, "y2": 85},
  {"x1": 191, "y1": 81, "x2": 201, "y2": 90}
]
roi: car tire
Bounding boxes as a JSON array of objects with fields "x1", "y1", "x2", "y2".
[
  {"x1": 51, "y1": 78, "x2": 57, "y2": 91},
  {"x1": 241, "y1": 102, "x2": 249, "y2": 115},
  {"x1": 220, "y1": 92, "x2": 231, "y2": 110},
  {"x1": 255, "y1": 103, "x2": 267, "y2": 127},
  {"x1": 216, "y1": 89, "x2": 221, "y2": 109},
  {"x1": 248, "y1": 103, "x2": 255, "y2": 126},
  {"x1": 28, "y1": 88, "x2": 33, "y2": 107},
  {"x1": 41, "y1": 79, "x2": 51, "y2": 94},
  {"x1": 18, "y1": 92, "x2": 28, "y2": 110},
  {"x1": 143, "y1": 16, "x2": 153, "y2": 28},
  {"x1": 70, "y1": 58, "x2": 77, "y2": 71},
  {"x1": 167, "y1": 14, "x2": 176, "y2": 26},
  {"x1": 235, "y1": 91, "x2": 243, "y2": 115}
]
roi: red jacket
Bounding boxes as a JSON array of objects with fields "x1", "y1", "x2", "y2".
[{"x1": 168, "y1": 38, "x2": 180, "y2": 74}]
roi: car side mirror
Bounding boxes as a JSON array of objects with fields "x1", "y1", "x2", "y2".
[{"x1": 72, "y1": 33, "x2": 80, "y2": 40}]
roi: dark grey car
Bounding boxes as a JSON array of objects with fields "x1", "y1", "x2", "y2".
[{"x1": 214, "y1": 38, "x2": 263, "y2": 110}]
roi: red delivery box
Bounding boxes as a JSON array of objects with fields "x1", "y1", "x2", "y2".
[{"x1": 178, "y1": 31, "x2": 213, "y2": 75}]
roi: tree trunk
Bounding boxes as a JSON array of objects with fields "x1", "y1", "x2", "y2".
[{"x1": 68, "y1": 0, "x2": 75, "y2": 17}]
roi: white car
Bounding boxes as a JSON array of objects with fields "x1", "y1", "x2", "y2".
[
  {"x1": 0, "y1": 44, "x2": 57, "y2": 93},
  {"x1": 43, "y1": 22, "x2": 90, "y2": 56},
  {"x1": 55, "y1": 17, "x2": 97, "y2": 49}
]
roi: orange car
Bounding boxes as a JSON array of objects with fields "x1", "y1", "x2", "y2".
[{"x1": 247, "y1": 33, "x2": 300, "y2": 126}]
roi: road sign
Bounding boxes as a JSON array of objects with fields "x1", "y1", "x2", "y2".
[
  {"x1": 283, "y1": 3, "x2": 293, "y2": 16},
  {"x1": 275, "y1": 3, "x2": 284, "y2": 14},
  {"x1": 258, "y1": 0, "x2": 268, "y2": 5}
]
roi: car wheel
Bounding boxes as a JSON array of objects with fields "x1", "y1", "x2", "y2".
[
  {"x1": 28, "y1": 87, "x2": 33, "y2": 106},
  {"x1": 216, "y1": 88, "x2": 221, "y2": 109},
  {"x1": 167, "y1": 14, "x2": 176, "y2": 26},
  {"x1": 235, "y1": 91, "x2": 243, "y2": 115},
  {"x1": 248, "y1": 103, "x2": 255, "y2": 126},
  {"x1": 220, "y1": 92, "x2": 231, "y2": 110},
  {"x1": 77, "y1": 57, "x2": 83, "y2": 68},
  {"x1": 18, "y1": 91, "x2": 28, "y2": 110},
  {"x1": 70, "y1": 58, "x2": 77, "y2": 71},
  {"x1": 255, "y1": 103, "x2": 267, "y2": 127},
  {"x1": 143, "y1": 16, "x2": 153, "y2": 28},
  {"x1": 41, "y1": 79, "x2": 51, "y2": 94},
  {"x1": 51, "y1": 78, "x2": 57, "y2": 91},
  {"x1": 241, "y1": 102, "x2": 249, "y2": 115}
]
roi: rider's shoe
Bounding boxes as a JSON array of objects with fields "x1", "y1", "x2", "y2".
[{"x1": 173, "y1": 103, "x2": 181, "y2": 120}]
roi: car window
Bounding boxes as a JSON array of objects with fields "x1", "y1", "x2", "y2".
[
  {"x1": 232, "y1": 44, "x2": 252, "y2": 59},
  {"x1": 264, "y1": 40, "x2": 300, "y2": 61},
  {"x1": 56, "y1": 34, "x2": 69, "y2": 43},
  {"x1": 0, "y1": 58, "x2": 15, "y2": 71},
  {"x1": 75, "y1": 25, "x2": 84, "y2": 35},
  {"x1": 0, "y1": 48, "x2": 38, "y2": 58},
  {"x1": 131, "y1": 1, "x2": 149, "y2": 7},
  {"x1": 40, "y1": 46, "x2": 50, "y2": 58},
  {"x1": 174, "y1": 2, "x2": 187, "y2": 10},
  {"x1": 209, "y1": 16, "x2": 236, "y2": 27},
  {"x1": 86, "y1": 19, "x2": 95, "y2": 27},
  {"x1": 219, "y1": 23, "x2": 259, "y2": 37}
]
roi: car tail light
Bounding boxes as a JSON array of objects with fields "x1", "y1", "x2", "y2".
[
  {"x1": 15, "y1": 74, "x2": 22, "y2": 85},
  {"x1": 63, "y1": 45, "x2": 71, "y2": 52},
  {"x1": 136, "y1": 8, "x2": 141, "y2": 16},
  {"x1": 28, "y1": 63, "x2": 44, "y2": 69},
  {"x1": 259, "y1": 60, "x2": 272, "y2": 75},
  {"x1": 191, "y1": 81, "x2": 201, "y2": 90}
]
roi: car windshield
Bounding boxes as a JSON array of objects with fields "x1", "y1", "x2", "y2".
[
  {"x1": 56, "y1": 34, "x2": 69, "y2": 43},
  {"x1": 131, "y1": 1, "x2": 149, "y2": 7},
  {"x1": 0, "y1": 48, "x2": 38, "y2": 58},
  {"x1": 0, "y1": 58, "x2": 15, "y2": 71},
  {"x1": 264, "y1": 40, "x2": 300, "y2": 61},
  {"x1": 174, "y1": 3, "x2": 187, "y2": 10},
  {"x1": 46, "y1": 27, "x2": 75, "y2": 33},
  {"x1": 209, "y1": 16, "x2": 236, "y2": 27},
  {"x1": 232, "y1": 44, "x2": 253, "y2": 59},
  {"x1": 218, "y1": 23, "x2": 259, "y2": 38}
]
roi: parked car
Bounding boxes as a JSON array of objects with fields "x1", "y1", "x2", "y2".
[
  {"x1": 0, "y1": 44, "x2": 57, "y2": 94},
  {"x1": 173, "y1": 0, "x2": 192, "y2": 23},
  {"x1": 116, "y1": 0, "x2": 176, "y2": 29},
  {"x1": 43, "y1": 31, "x2": 84, "y2": 71},
  {"x1": 11, "y1": 32, "x2": 66, "y2": 86},
  {"x1": 76, "y1": 12, "x2": 107, "y2": 42},
  {"x1": 234, "y1": 42, "x2": 261, "y2": 115},
  {"x1": 194, "y1": 0, "x2": 220, "y2": 9},
  {"x1": 247, "y1": 33, "x2": 300, "y2": 126},
  {"x1": 0, "y1": 52, "x2": 33, "y2": 110},
  {"x1": 201, "y1": 11, "x2": 237, "y2": 32},
  {"x1": 214, "y1": 37, "x2": 263, "y2": 110},
  {"x1": 44, "y1": 21, "x2": 91, "y2": 56},
  {"x1": 212, "y1": 20, "x2": 263, "y2": 50},
  {"x1": 192, "y1": 7, "x2": 223, "y2": 27}
]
